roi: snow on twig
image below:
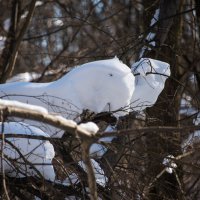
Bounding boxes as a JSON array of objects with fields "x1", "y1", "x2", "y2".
[{"x1": 0, "y1": 99, "x2": 91, "y2": 138}]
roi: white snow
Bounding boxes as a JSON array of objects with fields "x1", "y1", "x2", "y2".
[
  {"x1": 139, "y1": 9, "x2": 160, "y2": 58},
  {"x1": 4, "y1": 18, "x2": 10, "y2": 32},
  {"x1": 131, "y1": 58, "x2": 170, "y2": 111},
  {"x1": 53, "y1": 19, "x2": 64, "y2": 27},
  {"x1": 162, "y1": 155, "x2": 177, "y2": 174},
  {"x1": 182, "y1": 113, "x2": 200, "y2": 151},
  {"x1": 7, "y1": 72, "x2": 40, "y2": 82},
  {"x1": 36, "y1": 1, "x2": 43, "y2": 7},
  {"x1": 0, "y1": 57, "x2": 135, "y2": 136},
  {"x1": 0, "y1": 122, "x2": 55, "y2": 181},
  {"x1": 78, "y1": 159, "x2": 107, "y2": 186},
  {"x1": 146, "y1": 33, "x2": 156, "y2": 43},
  {"x1": 54, "y1": 115, "x2": 77, "y2": 126},
  {"x1": 79, "y1": 122, "x2": 99, "y2": 135},
  {"x1": 0, "y1": 36, "x2": 6, "y2": 51},
  {"x1": 0, "y1": 99, "x2": 48, "y2": 114},
  {"x1": 150, "y1": 9, "x2": 160, "y2": 26},
  {"x1": 64, "y1": 57, "x2": 134, "y2": 116},
  {"x1": 90, "y1": 125, "x2": 116, "y2": 157},
  {"x1": 0, "y1": 55, "x2": 172, "y2": 195},
  {"x1": 194, "y1": 114, "x2": 200, "y2": 126},
  {"x1": 21, "y1": 11, "x2": 28, "y2": 19},
  {"x1": 55, "y1": 173, "x2": 79, "y2": 186},
  {"x1": 56, "y1": 159, "x2": 107, "y2": 187},
  {"x1": 179, "y1": 96, "x2": 197, "y2": 116},
  {"x1": 182, "y1": 131, "x2": 200, "y2": 151}
]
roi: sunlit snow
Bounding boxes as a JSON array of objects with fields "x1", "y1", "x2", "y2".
[
  {"x1": 0, "y1": 99, "x2": 48, "y2": 114},
  {"x1": 162, "y1": 155, "x2": 177, "y2": 174},
  {"x1": 0, "y1": 57, "x2": 135, "y2": 136},
  {"x1": 0, "y1": 56, "x2": 171, "y2": 185},
  {"x1": 0, "y1": 122, "x2": 55, "y2": 181},
  {"x1": 7, "y1": 72, "x2": 40, "y2": 82},
  {"x1": 131, "y1": 58, "x2": 170, "y2": 111},
  {"x1": 78, "y1": 159, "x2": 107, "y2": 186},
  {"x1": 90, "y1": 125, "x2": 116, "y2": 157},
  {"x1": 182, "y1": 113, "x2": 200, "y2": 151},
  {"x1": 79, "y1": 122, "x2": 99, "y2": 135}
]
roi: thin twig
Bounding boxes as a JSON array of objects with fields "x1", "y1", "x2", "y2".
[
  {"x1": 0, "y1": 112, "x2": 10, "y2": 200},
  {"x1": 174, "y1": 170, "x2": 186, "y2": 200}
]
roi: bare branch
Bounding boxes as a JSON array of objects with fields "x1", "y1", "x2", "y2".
[
  {"x1": 0, "y1": 0, "x2": 37, "y2": 83},
  {"x1": 0, "y1": 114, "x2": 10, "y2": 200},
  {"x1": 81, "y1": 141, "x2": 98, "y2": 200}
]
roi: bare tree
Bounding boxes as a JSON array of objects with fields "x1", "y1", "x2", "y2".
[{"x1": 1, "y1": 0, "x2": 200, "y2": 200}]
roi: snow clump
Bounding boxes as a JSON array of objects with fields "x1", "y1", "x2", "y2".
[
  {"x1": 0, "y1": 122, "x2": 55, "y2": 181},
  {"x1": 162, "y1": 155, "x2": 177, "y2": 174},
  {"x1": 79, "y1": 122, "x2": 99, "y2": 135},
  {"x1": 131, "y1": 58, "x2": 170, "y2": 111}
]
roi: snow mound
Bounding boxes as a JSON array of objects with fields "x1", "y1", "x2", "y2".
[
  {"x1": 60, "y1": 57, "x2": 135, "y2": 116},
  {"x1": 0, "y1": 57, "x2": 135, "y2": 136},
  {"x1": 79, "y1": 122, "x2": 99, "y2": 135},
  {"x1": 0, "y1": 122, "x2": 55, "y2": 181},
  {"x1": 131, "y1": 58, "x2": 170, "y2": 111}
]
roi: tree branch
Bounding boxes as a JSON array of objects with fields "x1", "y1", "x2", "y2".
[{"x1": 0, "y1": 0, "x2": 37, "y2": 83}]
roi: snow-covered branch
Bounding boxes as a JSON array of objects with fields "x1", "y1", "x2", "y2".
[
  {"x1": 0, "y1": 99, "x2": 99, "y2": 199},
  {"x1": 0, "y1": 99, "x2": 91, "y2": 139}
]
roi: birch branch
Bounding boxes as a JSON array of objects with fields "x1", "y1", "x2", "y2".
[
  {"x1": 0, "y1": 101, "x2": 98, "y2": 200},
  {"x1": 0, "y1": 104, "x2": 91, "y2": 139}
]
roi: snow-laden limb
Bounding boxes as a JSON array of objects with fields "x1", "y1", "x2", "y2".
[
  {"x1": 162, "y1": 155, "x2": 177, "y2": 174},
  {"x1": 0, "y1": 99, "x2": 104, "y2": 194},
  {"x1": 0, "y1": 122, "x2": 55, "y2": 181},
  {"x1": 0, "y1": 99, "x2": 48, "y2": 114},
  {"x1": 0, "y1": 99, "x2": 93, "y2": 138},
  {"x1": 131, "y1": 58, "x2": 170, "y2": 111}
]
